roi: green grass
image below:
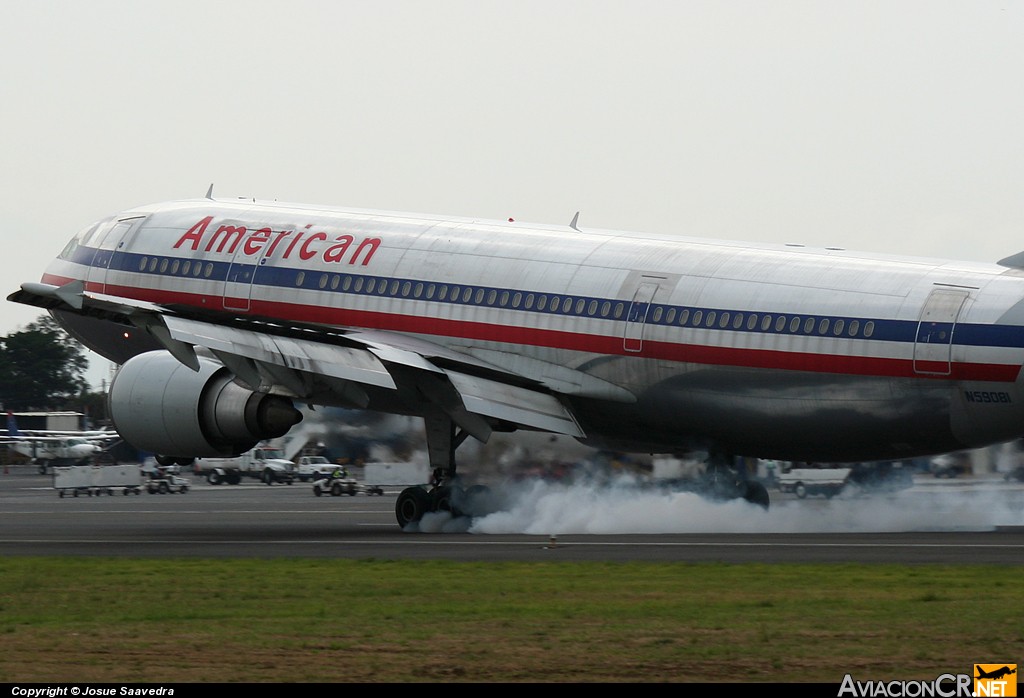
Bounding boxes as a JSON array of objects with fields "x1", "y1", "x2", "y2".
[{"x1": 0, "y1": 558, "x2": 1019, "y2": 682}]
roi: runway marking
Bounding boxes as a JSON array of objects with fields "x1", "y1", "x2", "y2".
[{"x1": 3, "y1": 539, "x2": 1024, "y2": 549}]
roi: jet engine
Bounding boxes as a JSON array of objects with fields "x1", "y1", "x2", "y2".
[{"x1": 108, "y1": 350, "x2": 302, "y2": 458}]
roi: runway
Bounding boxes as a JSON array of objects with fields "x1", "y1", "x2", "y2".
[{"x1": 2, "y1": 468, "x2": 1023, "y2": 564}]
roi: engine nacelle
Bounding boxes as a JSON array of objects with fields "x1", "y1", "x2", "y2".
[{"x1": 108, "y1": 350, "x2": 302, "y2": 458}]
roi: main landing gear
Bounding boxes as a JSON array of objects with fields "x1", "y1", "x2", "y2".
[
  {"x1": 395, "y1": 412, "x2": 497, "y2": 529},
  {"x1": 700, "y1": 453, "x2": 770, "y2": 510}
]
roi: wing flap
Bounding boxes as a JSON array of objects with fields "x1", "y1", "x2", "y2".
[
  {"x1": 444, "y1": 370, "x2": 584, "y2": 437},
  {"x1": 161, "y1": 316, "x2": 396, "y2": 389}
]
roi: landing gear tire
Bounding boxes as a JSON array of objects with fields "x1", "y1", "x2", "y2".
[
  {"x1": 396, "y1": 487, "x2": 432, "y2": 529},
  {"x1": 743, "y1": 481, "x2": 770, "y2": 510},
  {"x1": 430, "y1": 485, "x2": 461, "y2": 514},
  {"x1": 454, "y1": 484, "x2": 495, "y2": 518}
]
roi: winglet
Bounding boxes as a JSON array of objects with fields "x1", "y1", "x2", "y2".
[
  {"x1": 570, "y1": 211, "x2": 580, "y2": 231},
  {"x1": 205, "y1": 183, "x2": 214, "y2": 200}
]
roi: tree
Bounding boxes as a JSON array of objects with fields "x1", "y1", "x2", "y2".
[{"x1": 0, "y1": 315, "x2": 90, "y2": 410}]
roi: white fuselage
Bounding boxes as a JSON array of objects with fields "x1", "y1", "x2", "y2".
[{"x1": 36, "y1": 198, "x2": 1024, "y2": 462}]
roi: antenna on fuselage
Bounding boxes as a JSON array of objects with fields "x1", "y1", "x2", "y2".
[
  {"x1": 205, "y1": 183, "x2": 214, "y2": 200},
  {"x1": 569, "y1": 211, "x2": 580, "y2": 231}
]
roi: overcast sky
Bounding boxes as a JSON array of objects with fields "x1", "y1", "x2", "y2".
[{"x1": 3, "y1": 1, "x2": 1024, "y2": 385}]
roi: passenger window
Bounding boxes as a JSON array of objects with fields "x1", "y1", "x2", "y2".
[
  {"x1": 864, "y1": 321, "x2": 874, "y2": 337},
  {"x1": 833, "y1": 319, "x2": 845, "y2": 335}
]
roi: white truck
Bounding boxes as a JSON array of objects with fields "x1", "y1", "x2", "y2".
[
  {"x1": 776, "y1": 463, "x2": 851, "y2": 499},
  {"x1": 295, "y1": 455, "x2": 337, "y2": 482},
  {"x1": 193, "y1": 445, "x2": 296, "y2": 485}
]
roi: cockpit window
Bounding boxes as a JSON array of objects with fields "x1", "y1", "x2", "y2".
[{"x1": 59, "y1": 222, "x2": 99, "y2": 260}]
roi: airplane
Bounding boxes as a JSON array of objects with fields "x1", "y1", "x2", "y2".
[
  {"x1": 975, "y1": 666, "x2": 1016, "y2": 680},
  {"x1": 10, "y1": 189, "x2": 1024, "y2": 528},
  {"x1": 0, "y1": 412, "x2": 116, "y2": 473}
]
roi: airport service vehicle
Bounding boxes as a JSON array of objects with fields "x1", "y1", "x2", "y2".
[
  {"x1": 145, "y1": 472, "x2": 190, "y2": 494},
  {"x1": 295, "y1": 455, "x2": 336, "y2": 481},
  {"x1": 18, "y1": 191, "x2": 1024, "y2": 528},
  {"x1": 363, "y1": 462, "x2": 429, "y2": 493},
  {"x1": 193, "y1": 445, "x2": 295, "y2": 485},
  {"x1": 53, "y1": 464, "x2": 142, "y2": 497},
  {"x1": 776, "y1": 464, "x2": 851, "y2": 499},
  {"x1": 312, "y1": 471, "x2": 360, "y2": 496},
  {"x1": 929, "y1": 451, "x2": 971, "y2": 478}
]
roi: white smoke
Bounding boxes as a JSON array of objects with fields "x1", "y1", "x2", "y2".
[{"x1": 405, "y1": 476, "x2": 1024, "y2": 534}]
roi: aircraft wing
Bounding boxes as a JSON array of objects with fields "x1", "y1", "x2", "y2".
[{"x1": 12, "y1": 280, "x2": 591, "y2": 440}]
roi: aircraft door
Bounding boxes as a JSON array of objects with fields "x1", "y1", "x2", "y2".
[
  {"x1": 85, "y1": 217, "x2": 144, "y2": 294},
  {"x1": 223, "y1": 243, "x2": 256, "y2": 311},
  {"x1": 913, "y1": 287, "x2": 970, "y2": 375},
  {"x1": 623, "y1": 281, "x2": 660, "y2": 352}
]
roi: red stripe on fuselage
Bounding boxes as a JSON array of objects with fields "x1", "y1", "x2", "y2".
[{"x1": 46, "y1": 274, "x2": 1021, "y2": 383}]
